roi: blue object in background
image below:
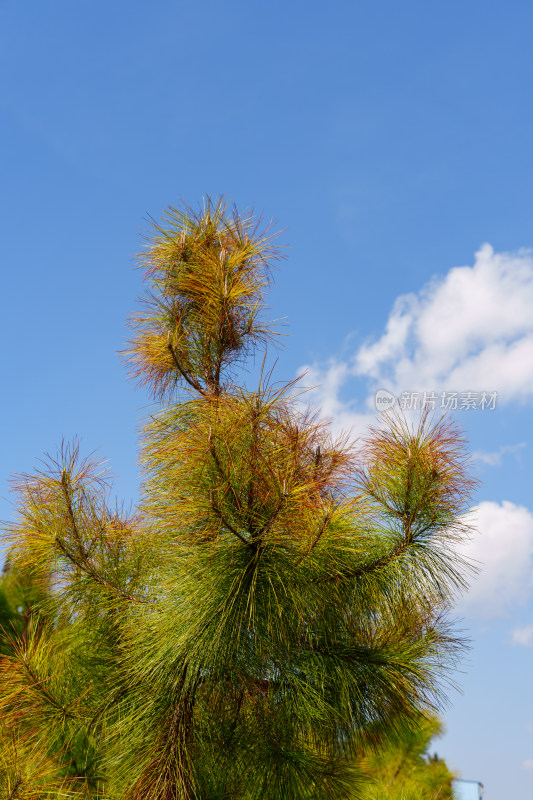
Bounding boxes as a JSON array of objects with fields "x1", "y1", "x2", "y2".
[{"x1": 452, "y1": 779, "x2": 483, "y2": 799}]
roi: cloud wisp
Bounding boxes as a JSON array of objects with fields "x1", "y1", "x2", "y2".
[
  {"x1": 471, "y1": 442, "x2": 526, "y2": 467},
  {"x1": 300, "y1": 246, "x2": 533, "y2": 624},
  {"x1": 301, "y1": 244, "x2": 533, "y2": 430},
  {"x1": 512, "y1": 625, "x2": 533, "y2": 647},
  {"x1": 454, "y1": 501, "x2": 533, "y2": 620}
]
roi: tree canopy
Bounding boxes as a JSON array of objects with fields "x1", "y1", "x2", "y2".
[
  {"x1": 360, "y1": 713, "x2": 455, "y2": 799},
  {"x1": 0, "y1": 198, "x2": 475, "y2": 800}
]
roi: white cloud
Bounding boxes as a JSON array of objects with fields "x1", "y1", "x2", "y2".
[
  {"x1": 523, "y1": 759, "x2": 533, "y2": 771},
  {"x1": 511, "y1": 625, "x2": 533, "y2": 647},
  {"x1": 298, "y1": 247, "x2": 533, "y2": 624},
  {"x1": 299, "y1": 361, "x2": 377, "y2": 438},
  {"x1": 456, "y1": 501, "x2": 533, "y2": 619},
  {"x1": 472, "y1": 443, "x2": 526, "y2": 467},
  {"x1": 302, "y1": 245, "x2": 533, "y2": 426},
  {"x1": 355, "y1": 244, "x2": 533, "y2": 399}
]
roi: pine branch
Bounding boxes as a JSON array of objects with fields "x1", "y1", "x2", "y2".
[
  {"x1": 314, "y1": 538, "x2": 410, "y2": 584},
  {"x1": 7, "y1": 771, "x2": 22, "y2": 800},
  {"x1": 88, "y1": 684, "x2": 129, "y2": 730},
  {"x1": 167, "y1": 340, "x2": 208, "y2": 396},
  {"x1": 209, "y1": 434, "x2": 243, "y2": 513},
  {"x1": 53, "y1": 535, "x2": 146, "y2": 604},
  {"x1": 296, "y1": 511, "x2": 331, "y2": 565},
  {"x1": 246, "y1": 406, "x2": 260, "y2": 537},
  {"x1": 255, "y1": 492, "x2": 286, "y2": 541},
  {"x1": 209, "y1": 492, "x2": 254, "y2": 549},
  {"x1": 21, "y1": 660, "x2": 75, "y2": 720}
]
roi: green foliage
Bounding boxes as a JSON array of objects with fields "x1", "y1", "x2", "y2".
[
  {"x1": 359, "y1": 714, "x2": 455, "y2": 800},
  {"x1": 0, "y1": 579, "x2": 15, "y2": 653},
  {"x1": 0, "y1": 197, "x2": 476, "y2": 799},
  {"x1": 0, "y1": 563, "x2": 48, "y2": 655}
]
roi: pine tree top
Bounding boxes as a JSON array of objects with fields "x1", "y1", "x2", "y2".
[{"x1": 0, "y1": 198, "x2": 477, "y2": 800}]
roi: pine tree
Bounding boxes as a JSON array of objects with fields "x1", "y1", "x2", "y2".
[
  {"x1": 0, "y1": 561, "x2": 48, "y2": 655},
  {"x1": 359, "y1": 713, "x2": 455, "y2": 800},
  {"x1": 0, "y1": 198, "x2": 475, "y2": 800}
]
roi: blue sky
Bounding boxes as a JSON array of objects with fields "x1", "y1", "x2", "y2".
[{"x1": 2, "y1": 1, "x2": 533, "y2": 796}]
